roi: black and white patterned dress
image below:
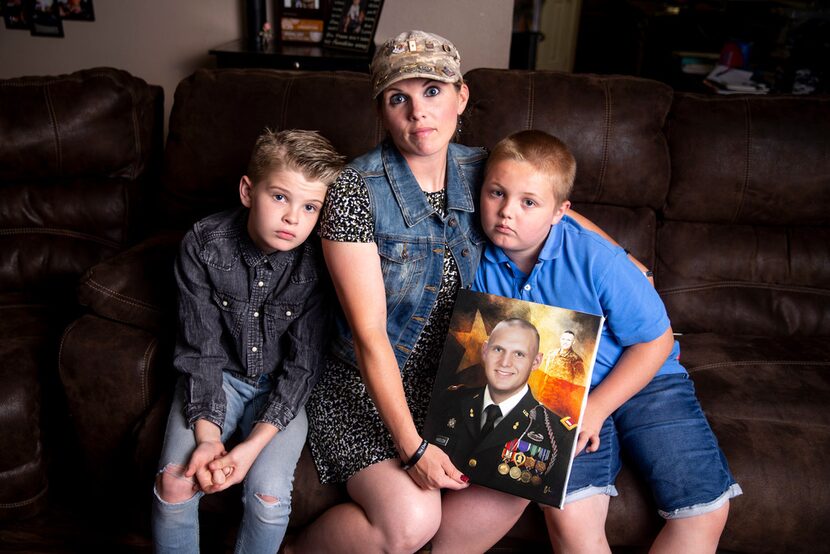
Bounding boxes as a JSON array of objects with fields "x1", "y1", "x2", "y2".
[{"x1": 306, "y1": 168, "x2": 461, "y2": 484}]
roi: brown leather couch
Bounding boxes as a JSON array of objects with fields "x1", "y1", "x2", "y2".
[
  {"x1": 0, "y1": 68, "x2": 163, "y2": 524},
  {"x1": 10, "y1": 66, "x2": 830, "y2": 552}
]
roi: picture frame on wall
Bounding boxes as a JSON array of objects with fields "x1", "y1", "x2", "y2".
[
  {"x1": 3, "y1": 0, "x2": 30, "y2": 30},
  {"x1": 57, "y1": 0, "x2": 93, "y2": 21},
  {"x1": 280, "y1": 0, "x2": 327, "y2": 44},
  {"x1": 323, "y1": 0, "x2": 383, "y2": 53},
  {"x1": 31, "y1": 0, "x2": 63, "y2": 37}
]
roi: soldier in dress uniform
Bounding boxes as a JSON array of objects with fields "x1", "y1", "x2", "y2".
[{"x1": 425, "y1": 318, "x2": 577, "y2": 506}]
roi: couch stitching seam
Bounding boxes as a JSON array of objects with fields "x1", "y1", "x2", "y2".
[
  {"x1": 733, "y1": 99, "x2": 751, "y2": 223},
  {"x1": 688, "y1": 360, "x2": 830, "y2": 372},
  {"x1": 596, "y1": 80, "x2": 611, "y2": 201},
  {"x1": 660, "y1": 282, "x2": 830, "y2": 296},
  {"x1": 44, "y1": 83, "x2": 62, "y2": 175},
  {"x1": 141, "y1": 338, "x2": 158, "y2": 408},
  {"x1": 84, "y1": 278, "x2": 162, "y2": 312},
  {"x1": 0, "y1": 227, "x2": 120, "y2": 249},
  {"x1": 0, "y1": 486, "x2": 48, "y2": 509}
]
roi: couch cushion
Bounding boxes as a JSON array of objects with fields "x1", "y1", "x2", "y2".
[
  {"x1": 0, "y1": 68, "x2": 162, "y2": 183},
  {"x1": 59, "y1": 315, "x2": 172, "y2": 482},
  {"x1": 462, "y1": 69, "x2": 674, "y2": 209},
  {"x1": 676, "y1": 333, "x2": 830, "y2": 553},
  {"x1": 658, "y1": 221, "x2": 830, "y2": 335},
  {"x1": 0, "y1": 178, "x2": 131, "y2": 298},
  {"x1": 0, "y1": 68, "x2": 164, "y2": 297},
  {"x1": 665, "y1": 94, "x2": 830, "y2": 225},
  {"x1": 160, "y1": 69, "x2": 381, "y2": 229}
]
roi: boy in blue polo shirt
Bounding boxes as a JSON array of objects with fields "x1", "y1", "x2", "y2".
[{"x1": 473, "y1": 130, "x2": 741, "y2": 552}]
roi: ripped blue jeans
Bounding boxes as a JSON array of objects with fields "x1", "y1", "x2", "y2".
[{"x1": 152, "y1": 374, "x2": 307, "y2": 553}]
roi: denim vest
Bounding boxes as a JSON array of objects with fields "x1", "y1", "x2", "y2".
[{"x1": 330, "y1": 140, "x2": 488, "y2": 369}]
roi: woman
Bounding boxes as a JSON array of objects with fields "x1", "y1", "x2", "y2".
[{"x1": 290, "y1": 30, "x2": 633, "y2": 553}]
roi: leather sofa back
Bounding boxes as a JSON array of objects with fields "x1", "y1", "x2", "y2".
[
  {"x1": 660, "y1": 94, "x2": 830, "y2": 335},
  {"x1": 0, "y1": 68, "x2": 163, "y2": 299},
  {"x1": 159, "y1": 69, "x2": 383, "y2": 229},
  {"x1": 462, "y1": 68, "x2": 674, "y2": 271}
]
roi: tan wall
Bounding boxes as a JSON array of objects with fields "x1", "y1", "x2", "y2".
[{"x1": 0, "y1": 0, "x2": 511, "y2": 131}]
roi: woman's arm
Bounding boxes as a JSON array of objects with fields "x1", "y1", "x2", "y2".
[
  {"x1": 322, "y1": 238, "x2": 468, "y2": 490},
  {"x1": 568, "y1": 208, "x2": 654, "y2": 285}
]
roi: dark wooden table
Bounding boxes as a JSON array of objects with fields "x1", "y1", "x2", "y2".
[{"x1": 209, "y1": 39, "x2": 371, "y2": 72}]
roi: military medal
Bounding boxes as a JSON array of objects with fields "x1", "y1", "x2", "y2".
[
  {"x1": 498, "y1": 463, "x2": 510, "y2": 475},
  {"x1": 509, "y1": 466, "x2": 522, "y2": 480},
  {"x1": 521, "y1": 471, "x2": 532, "y2": 483}
]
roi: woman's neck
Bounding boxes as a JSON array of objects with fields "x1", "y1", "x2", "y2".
[{"x1": 403, "y1": 149, "x2": 448, "y2": 193}]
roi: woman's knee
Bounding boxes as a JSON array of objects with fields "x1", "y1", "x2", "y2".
[
  {"x1": 379, "y1": 502, "x2": 441, "y2": 554},
  {"x1": 155, "y1": 464, "x2": 198, "y2": 504}
]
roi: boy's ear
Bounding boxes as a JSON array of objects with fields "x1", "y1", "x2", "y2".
[
  {"x1": 239, "y1": 176, "x2": 254, "y2": 208},
  {"x1": 551, "y1": 200, "x2": 571, "y2": 225}
]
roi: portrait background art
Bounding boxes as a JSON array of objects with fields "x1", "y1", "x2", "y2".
[{"x1": 424, "y1": 289, "x2": 604, "y2": 507}]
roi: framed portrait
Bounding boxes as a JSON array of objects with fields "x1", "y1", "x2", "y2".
[
  {"x1": 31, "y1": 0, "x2": 63, "y2": 37},
  {"x1": 322, "y1": 0, "x2": 383, "y2": 53},
  {"x1": 280, "y1": 0, "x2": 326, "y2": 44},
  {"x1": 423, "y1": 290, "x2": 603, "y2": 508},
  {"x1": 57, "y1": 0, "x2": 93, "y2": 21},
  {"x1": 3, "y1": 0, "x2": 30, "y2": 30}
]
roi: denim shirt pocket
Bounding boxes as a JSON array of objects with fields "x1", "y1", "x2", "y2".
[
  {"x1": 212, "y1": 290, "x2": 247, "y2": 338},
  {"x1": 263, "y1": 300, "x2": 302, "y2": 339},
  {"x1": 377, "y1": 237, "x2": 429, "y2": 302}
]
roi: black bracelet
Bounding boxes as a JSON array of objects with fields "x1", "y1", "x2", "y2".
[{"x1": 401, "y1": 439, "x2": 429, "y2": 470}]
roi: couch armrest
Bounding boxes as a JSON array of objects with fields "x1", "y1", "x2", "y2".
[
  {"x1": 59, "y1": 314, "x2": 174, "y2": 481},
  {"x1": 77, "y1": 231, "x2": 183, "y2": 332}
]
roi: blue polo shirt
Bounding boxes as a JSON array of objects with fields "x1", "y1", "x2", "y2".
[{"x1": 473, "y1": 215, "x2": 685, "y2": 386}]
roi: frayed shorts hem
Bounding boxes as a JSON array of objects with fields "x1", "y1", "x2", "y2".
[
  {"x1": 563, "y1": 484, "x2": 619, "y2": 506},
  {"x1": 659, "y1": 483, "x2": 743, "y2": 520}
]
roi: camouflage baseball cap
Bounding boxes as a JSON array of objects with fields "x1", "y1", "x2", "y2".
[{"x1": 370, "y1": 30, "x2": 462, "y2": 98}]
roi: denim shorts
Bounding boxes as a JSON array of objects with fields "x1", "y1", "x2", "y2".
[{"x1": 565, "y1": 373, "x2": 742, "y2": 519}]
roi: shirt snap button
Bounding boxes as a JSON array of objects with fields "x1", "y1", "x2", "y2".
[
  {"x1": 251, "y1": 346, "x2": 258, "y2": 352},
  {"x1": 222, "y1": 300, "x2": 228, "y2": 306},
  {"x1": 461, "y1": 248, "x2": 470, "y2": 257},
  {"x1": 523, "y1": 284, "x2": 531, "y2": 291},
  {"x1": 254, "y1": 311, "x2": 259, "y2": 318},
  {"x1": 257, "y1": 281, "x2": 264, "y2": 287},
  {"x1": 285, "y1": 310, "x2": 292, "y2": 317}
]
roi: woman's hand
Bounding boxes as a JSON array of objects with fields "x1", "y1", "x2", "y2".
[{"x1": 405, "y1": 443, "x2": 469, "y2": 491}]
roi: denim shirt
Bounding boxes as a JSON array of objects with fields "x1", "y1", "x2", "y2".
[
  {"x1": 329, "y1": 141, "x2": 488, "y2": 369},
  {"x1": 174, "y1": 207, "x2": 329, "y2": 431}
]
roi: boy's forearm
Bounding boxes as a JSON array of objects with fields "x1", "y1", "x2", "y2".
[
  {"x1": 194, "y1": 418, "x2": 222, "y2": 444},
  {"x1": 241, "y1": 422, "x2": 279, "y2": 452},
  {"x1": 588, "y1": 327, "x2": 675, "y2": 421}
]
